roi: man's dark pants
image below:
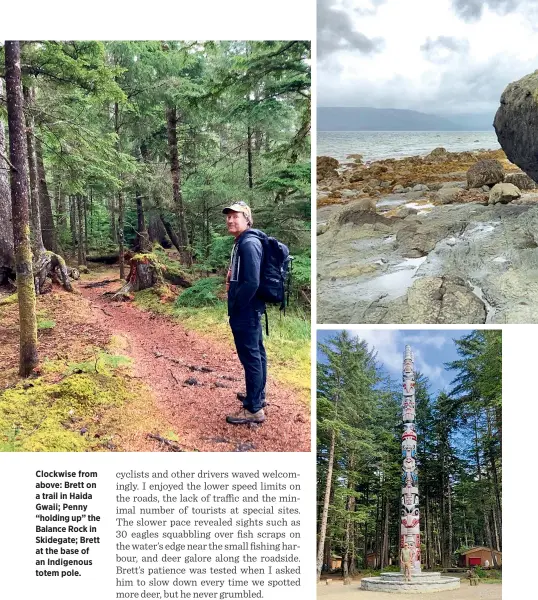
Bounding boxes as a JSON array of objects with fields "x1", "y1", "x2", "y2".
[{"x1": 230, "y1": 311, "x2": 266, "y2": 413}]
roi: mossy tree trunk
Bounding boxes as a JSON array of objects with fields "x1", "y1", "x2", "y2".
[
  {"x1": 24, "y1": 85, "x2": 72, "y2": 293},
  {"x1": 84, "y1": 195, "x2": 89, "y2": 256},
  {"x1": 114, "y1": 101, "x2": 126, "y2": 279},
  {"x1": 148, "y1": 213, "x2": 171, "y2": 248},
  {"x1": 56, "y1": 185, "x2": 66, "y2": 238},
  {"x1": 135, "y1": 187, "x2": 151, "y2": 252},
  {"x1": 36, "y1": 135, "x2": 57, "y2": 252},
  {"x1": 24, "y1": 85, "x2": 50, "y2": 292},
  {"x1": 77, "y1": 195, "x2": 86, "y2": 266},
  {"x1": 69, "y1": 194, "x2": 77, "y2": 249},
  {"x1": 118, "y1": 189, "x2": 125, "y2": 279},
  {"x1": 0, "y1": 77, "x2": 15, "y2": 285},
  {"x1": 166, "y1": 106, "x2": 191, "y2": 265},
  {"x1": 5, "y1": 40, "x2": 39, "y2": 376},
  {"x1": 247, "y1": 124, "x2": 254, "y2": 190}
]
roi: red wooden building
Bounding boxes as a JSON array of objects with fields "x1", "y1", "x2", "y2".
[{"x1": 458, "y1": 547, "x2": 502, "y2": 568}]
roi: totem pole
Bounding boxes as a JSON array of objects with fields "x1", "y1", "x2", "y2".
[{"x1": 401, "y1": 345, "x2": 421, "y2": 573}]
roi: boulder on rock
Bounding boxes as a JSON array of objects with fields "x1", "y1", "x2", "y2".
[
  {"x1": 317, "y1": 156, "x2": 339, "y2": 183},
  {"x1": 467, "y1": 159, "x2": 505, "y2": 188},
  {"x1": 434, "y1": 187, "x2": 463, "y2": 205},
  {"x1": 346, "y1": 153, "x2": 363, "y2": 164},
  {"x1": 369, "y1": 164, "x2": 388, "y2": 177},
  {"x1": 494, "y1": 70, "x2": 538, "y2": 182},
  {"x1": 406, "y1": 190, "x2": 429, "y2": 200},
  {"x1": 427, "y1": 147, "x2": 448, "y2": 160},
  {"x1": 413, "y1": 184, "x2": 429, "y2": 192},
  {"x1": 441, "y1": 181, "x2": 466, "y2": 189},
  {"x1": 504, "y1": 171, "x2": 536, "y2": 190},
  {"x1": 331, "y1": 198, "x2": 389, "y2": 227},
  {"x1": 393, "y1": 184, "x2": 405, "y2": 193},
  {"x1": 488, "y1": 182, "x2": 521, "y2": 205},
  {"x1": 317, "y1": 223, "x2": 329, "y2": 236},
  {"x1": 392, "y1": 206, "x2": 419, "y2": 219}
]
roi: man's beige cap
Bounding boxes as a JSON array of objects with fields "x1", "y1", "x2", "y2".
[{"x1": 222, "y1": 202, "x2": 252, "y2": 222}]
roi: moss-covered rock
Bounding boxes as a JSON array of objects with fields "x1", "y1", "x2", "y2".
[
  {"x1": 317, "y1": 156, "x2": 339, "y2": 183},
  {"x1": 0, "y1": 363, "x2": 130, "y2": 452},
  {"x1": 467, "y1": 159, "x2": 505, "y2": 188}
]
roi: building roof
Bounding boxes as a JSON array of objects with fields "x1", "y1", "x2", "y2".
[{"x1": 460, "y1": 547, "x2": 502, "y2": 555}]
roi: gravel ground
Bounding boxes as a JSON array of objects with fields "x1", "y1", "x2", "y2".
[
  {"x1": 80, "y1": 275, "x2": 310, "y2": 452},
  {"x1": 318, "y1": 579, "x2": 501, "y2": 600}
]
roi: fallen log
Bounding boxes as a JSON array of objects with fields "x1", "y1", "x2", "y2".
[
  {"x1": 163, "y1": 269, "x2": 192, "y2": 288},
  {"x1": 82, "y1": 278, "x2": 119, "y2": 289},
  {"x1": 87, "y1": 252, "x2": 120, "y2": 264}
]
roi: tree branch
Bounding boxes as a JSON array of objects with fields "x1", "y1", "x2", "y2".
[{"x1": 0, "y1": 150, "x2": 18, "y2": 172}]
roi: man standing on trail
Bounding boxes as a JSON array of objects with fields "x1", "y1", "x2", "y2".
[
  {"x1": 223, "y1": 201, "x2": 267, "y2": 425},
  {"x1": 400, "y1": 543, "x2": 413, "y2": 582}
]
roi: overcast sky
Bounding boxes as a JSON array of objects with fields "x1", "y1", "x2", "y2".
[
  {"x1": 317, "y1": 329, "x2": 474, "y2": 394},
  {"x1": 318, "y1": 0, "x2": 538, "y2": 115}
]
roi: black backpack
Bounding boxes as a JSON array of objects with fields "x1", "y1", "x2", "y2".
[
  {"x1": 257, "y1": 236, "x2": 293, "y2": 311},
  {"x1": 242, "y1": 230, "x2": 294, "y2": 333}
]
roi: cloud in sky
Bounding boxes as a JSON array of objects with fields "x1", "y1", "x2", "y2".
[
  {"x1": 405, "y1": 333, "x2": 449, "y2": 350},
  {"x1": 420, "y1": 36, "x2": 470, "y2": 63},
  {"x1": 341, "y1": 329, "x2": 471, "y2": 393},
  {"x1": 452, "y1": 0, "x2": 527, "y2": 21},
  {"x1": 317, "y1": 0, "x2": 385, "y2": 60},
  {"x1": 317, "y1": 0, "x2": 538, "y2": 115}
]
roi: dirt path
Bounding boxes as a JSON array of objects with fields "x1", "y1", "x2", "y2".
[
  {"x1": 318, "y1": 580, "x2": 501, "y2": 600},
  {"x1": 78, "y1": 275, "x2": 310, "y2": 452}
]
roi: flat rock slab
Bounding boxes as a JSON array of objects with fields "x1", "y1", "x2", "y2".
[
  {"x1": 361, "y1": 575, "x2": 460, "y2": 593},
  {"x1": 317, "y1": 200, "x2": 538, "y2": 323},
  {"x1": 379, "y1": 573, "x2": 443, "y2": 582}
]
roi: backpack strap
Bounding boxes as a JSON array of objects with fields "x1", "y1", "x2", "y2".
[{"x1": 264, "y1": 309, "x2": 269, "y2": 336}]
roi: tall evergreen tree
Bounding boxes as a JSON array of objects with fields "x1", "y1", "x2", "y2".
[{"x1": 5, "y1": 41, "x2": 38, "y2": 376}]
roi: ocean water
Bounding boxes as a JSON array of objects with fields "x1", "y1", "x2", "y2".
[{"x1": 317, "y1": 130, "x2": 500, "y2": 163}]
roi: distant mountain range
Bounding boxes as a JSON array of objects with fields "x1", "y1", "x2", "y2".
[{"x1": 318, "y1": 107, "x2": 494, "y2": 131}]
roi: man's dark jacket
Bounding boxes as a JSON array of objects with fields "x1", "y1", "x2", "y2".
[{"x1": 227, "y1": 229, "x2": 266, "y2": 320}]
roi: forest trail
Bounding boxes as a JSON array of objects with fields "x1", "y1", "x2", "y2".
[
  {"x1": 317, "y1": 580, "x2": 501, "y2": 600},
  {"x1": 78, "y1": 272, "x2": 310, "y2": 452}
]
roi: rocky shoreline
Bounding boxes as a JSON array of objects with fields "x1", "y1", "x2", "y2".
[{"x1": 317, "y1": 148, "x2": 538, "y2": 324}]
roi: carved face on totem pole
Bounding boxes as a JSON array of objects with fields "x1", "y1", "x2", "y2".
[
  {"x1": 402, "y1": 397, "x2": 416, "y2": 422},
  {"x1": 402, "y1": 438, "x2": 417, "y2": 459},
  {"x1": 401, "y1": 502, "x2": 420, "y2": 529},
  {"x1": 401, "y1": 467, "x2": 418, "y2": 486},
  {"x1": 402, "y1": 423, "x2": 417, "y2": 442},
  {"x1": 402, "y1": 489, "x2": 419, "y2": 506},
  {"x1": 403, "y1": 379, "x2": 414, "y2": 395},
  {"x1": 403, "y1": 455, "x2": 416, "y2": 471}
]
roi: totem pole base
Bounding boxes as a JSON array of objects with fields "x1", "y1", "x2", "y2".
[{"x1": 360, "y1": 572, "x2": 460, "y2": 593}]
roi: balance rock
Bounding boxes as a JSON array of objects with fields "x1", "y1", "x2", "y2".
[{"x1": 494, "y1": 70, "x2": 538, "y2": 182}]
